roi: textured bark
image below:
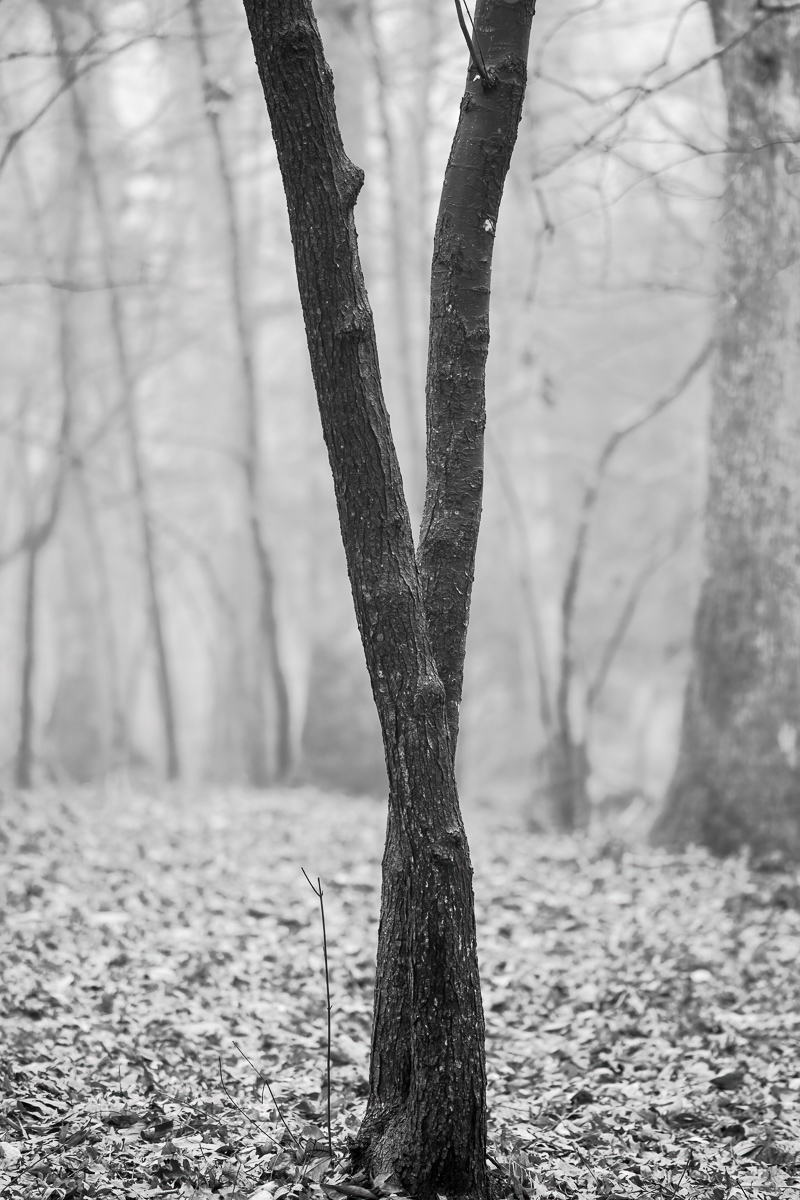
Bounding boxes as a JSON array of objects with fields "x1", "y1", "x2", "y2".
[
  {"x1": 242, "y1": 0, "x2": 534, "y2": 1193},
  {"x1": 653, "y1": 2, "x2": 800, "y2": 857},
  {"x1": 418, "y1": 3, "x2": 533, "y2": 745}
]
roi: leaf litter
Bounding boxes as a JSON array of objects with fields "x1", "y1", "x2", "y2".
[{"x1": 1, "y1": 786, "x2": 799, "y2": 1199}]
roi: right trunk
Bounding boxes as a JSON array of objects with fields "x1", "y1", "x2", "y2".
[{"x1": 653, "y1": 2, "x2": 800, "y2": 857}]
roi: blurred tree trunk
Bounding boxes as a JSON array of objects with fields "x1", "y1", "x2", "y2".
[
  {"x1": 46, "y1": 481, "x2": 114, "y2": 783},
  {"x1": 547, "y1": 343, "x2": 710, "y2": 832},
  {"x1": 364, "y1": 0, "x2": 425, "y2": 514},
  {"x1": 314, "y1": 0, "x2": 367, "y2": 168},
  {"x1": 12, "y1": 128, "x2": 78, "y2": 789},
  {"x1": 16, "y1": 540, "x2": 40, "y2": 790},
  {"x1": 653, "y1": 1, "x2": 800, "y2": 857},
  {"x1": 188, "y1": 0, "x2": 291, "y2": 784},
  {"x1": 46, "y1": 0, "x2": 181, "y2": 781},
  {"x1": 14, "y1": 415, "x2": 70, "y2": 790},
  {"x1": 242, "y1": 0, "x2": 534, "y2": 1194}
]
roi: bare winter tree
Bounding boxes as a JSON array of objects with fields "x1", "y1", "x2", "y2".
[
  {"x1": 188, "y1": 0, "x2": 292, "y2": 785},
  {"x1": 242, "y1": 0, "x2": 535, "y2": 1193},
  {"x1": 653, "y1": 1, "x2": 800, "y2": 858},
  {"x1": 542, "y1": 342, "x2": 710, "y2": 832},
  {"x1": 46, "y1": 1, "x2": 181, "y2": 782}
]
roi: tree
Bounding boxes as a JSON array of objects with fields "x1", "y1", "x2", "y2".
[
  {"x1": 538, "y1": 343, "x2": 710, "y2": 832},
  {"x1": 241, "y1": 0, "x2": 535, "y2": 1194},
  {"x1": 188, "y1": 0, "x2": 292, "y2": 785},
  {"x1": 652, "y1": 1, "x2": 800, "y2": 858},
  {"x1": 46, "y1": 0, "x2": 182, "y2": 782}
]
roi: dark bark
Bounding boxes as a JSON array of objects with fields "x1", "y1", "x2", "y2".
[
  {"x1": 653, "y1": 2, "x2": 800, "y2": 858},
  {"x1": 188, "y1": 0, "x2": 292, "y2": 784},
  {"x1": 242, "y1": 0, "x2": 534, "y2": 1193},
  {"x1": 418, "y1": 3, "x2": 532, "y2": 747}
]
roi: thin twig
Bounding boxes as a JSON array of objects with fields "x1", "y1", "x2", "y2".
[
  {"x1": 231, "y1": 1153, "x2": 243, "y2": 1195},
  {"x1": 670, "y1": 1150, "x2": 693, "y2": 1195},
  {"x1": 453, "y1": 0, "x2": 493, "y2": 86},
  {"x1": 302, "y1": 869, "x2": 333, "y2": 1158},
  {"x1": 217, "y1": 1057, "x2": 280, "y2": 1148},
  {"x1": 232, "y1": 1040, "x2": 301, "y2": 1151},
  {"x1": 557, "y1": 340, "x2": 711, "y2": 731}
]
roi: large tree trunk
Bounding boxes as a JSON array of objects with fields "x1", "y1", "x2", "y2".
[
  {"x1": 652, "y1": 1, "x2": 800, "y2": 858},
  {"x1": 242, "y1": 0, "x2": 534, "y2": 1194}
]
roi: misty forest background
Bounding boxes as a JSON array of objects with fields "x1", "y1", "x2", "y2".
[
  {"x1": 0, "y1": 0, "x2": 717, "y2": 819},
  {"x1": 6, "y1": 4, "x2": 800, "y2": 1200}
]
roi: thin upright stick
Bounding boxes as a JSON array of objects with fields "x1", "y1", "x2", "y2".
[
  {"x1": 302, "y1": 869, "x2": 332, "y2": 1158},
  {"x1": 232, "y1": 1039, "x2": 301, "y2": 1150}
]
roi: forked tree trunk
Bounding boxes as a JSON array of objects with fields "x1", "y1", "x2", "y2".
[
  {"x1": 242, "y1": 0, "x2": 534, "y2": 1194},
  {"x1": 653, "y1": 2, "x2": 800, "y2": 857}
]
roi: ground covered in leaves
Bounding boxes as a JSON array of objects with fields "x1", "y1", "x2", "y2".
[{"x1": 2, "y1": 786, "x2": 800, "y2": 1200}]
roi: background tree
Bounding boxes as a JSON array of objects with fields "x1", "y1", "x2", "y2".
[
  {"x1": 241, "y1": 0, "x2": 534, "y2": 1196},
  {"x1": 652, "y1": 0, "x2": 800, "y2": 857},
  {"x1": 188, "y1": 0, "x2": 291, "y2": 785},
  {"x1": 0, "y1": 0, "x2": 731, "y2": 825}
]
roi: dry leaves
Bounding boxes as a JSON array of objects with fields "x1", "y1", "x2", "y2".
[{"x1": 1, "y1": 786, "x2": 799, "y2": 1198}]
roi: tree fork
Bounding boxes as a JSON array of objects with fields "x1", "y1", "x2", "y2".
[{"x1": 242, "y1": 0, "x2": 535, "y2": 1194}]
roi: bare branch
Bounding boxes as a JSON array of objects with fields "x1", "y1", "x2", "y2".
[
  {"x1": 532, "y1": 10, "x2": 791, "y2": 182},
  {"x1": 557, "y1": 340, "x2": 711, "y2": 734},
  {"x1": 486, "y1": 431, "x2": 553, "y2": 733},
  {"x1": 0, "y1": 274, "x2": 145, "y2": 291},
  {"x1": 0, "y1": 32, "x2": 165, "y2": 182},
  {"x1": 586, "y1": 523, "x2": 691, "y2": 714}
]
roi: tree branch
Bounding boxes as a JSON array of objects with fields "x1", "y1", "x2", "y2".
[{"x1": 0, "y1": 32, "x2": 165, "y2": 182}]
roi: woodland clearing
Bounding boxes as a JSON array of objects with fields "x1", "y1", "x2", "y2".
[{"x1": 1, "y1": 786, "x2": 799, "y2": 1199}]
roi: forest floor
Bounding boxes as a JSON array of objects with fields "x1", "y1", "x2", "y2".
[{"x1": 2, "y1": 786, "x2": 800, "y2": 1200}]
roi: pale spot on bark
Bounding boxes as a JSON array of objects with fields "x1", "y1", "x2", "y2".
[{"x1": 778, "y1": 722, "x2": 797, "y2": 768}]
